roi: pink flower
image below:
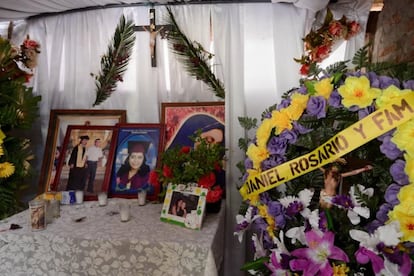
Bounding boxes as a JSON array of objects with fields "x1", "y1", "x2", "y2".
[
  {"x1": 289, "y1": 230, "x2": 349, "y2": 276},
  {"x1": 23, "y1": 39, "x2": 40, "y2": 50},
  {"x1": 328, "y1": 21, "x2": 343, "y2": 37},
  {"x1": 347, "y1": 21, "x2": 360, "y2": 37}
]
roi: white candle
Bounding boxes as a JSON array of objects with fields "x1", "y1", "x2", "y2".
[
  {"x1": 75, "y1": 190, "x2": 84, "y2": 204},
  {"x1": 137, "y1": 191, "x2": 147, "y2": 206},
  {"x1": 119, "y1": 203, "x2": 130, "y2": 222},
  {"x1": 98, "y1": 192, "x2": 108, "y2": 206}
]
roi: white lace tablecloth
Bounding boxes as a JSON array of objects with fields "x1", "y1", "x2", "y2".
[{"x1": 0, "y1": 199, "x2": 224, "y2": 276}]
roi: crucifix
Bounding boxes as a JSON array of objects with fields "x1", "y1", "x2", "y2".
[{"x1": 134, "y1": 8, "x2": 172, "y2": 67}]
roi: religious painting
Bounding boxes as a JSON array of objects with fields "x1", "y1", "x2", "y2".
[
  {"x1": 161, "y1": 102, "x2": 225, "y2": 150},
  {"x1": 40, "y1": 109, "x2": 126, "y2": 194},
  {"x1": 109, "y1": 123, "x2": 164, "y2": 200},
  {"x1": 160, "y1": 184, "x2": 207, "y2": 230},
  {"x1": 52, "y1": 125, "x2": 118, "y2": 201}
]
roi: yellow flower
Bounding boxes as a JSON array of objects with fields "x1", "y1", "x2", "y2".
[
  {"x1": 375, "y1": 85, "x2": 412, "y2": 108},
  {"x1": 258, "y1": 204, "x2": 268, "y2": 218},
  {"x1": 0, "y1": 129, "x2": 5, "y2": 144},
  {"x1": 315, "y1": 77, "x2": 334, "y2": 99},
  {"x1": 404, "y1": 153, "x2": 414, "y2": 183},
  {"x1": 389, "y1": 209, "x2": 414, "y2": 242},
  {"x1": 333, "y1": 263, "x2": 350, "y2": 276},
  {"x1": 290, "y1": 92, "x2": 309, "y2": 110},
  {"x1": 396, "y1": 183, "x2": 414, "y2": 208},
  {"x1": 392, "y1": 119, "x2": 414, "y2": 156},
  {"x1": 0, "y1": 144, "x2": 3, "y2": 156},
  {"x1": 337, "y1": 76, "x2": 381, "y2": 108},
  {"x1": 0, "y1": 162, "x2": 15, "y2": 178},
  {"x1": 247, "y1": 144, "x2": 269, "y2": 169},
  {"x1": 270, "y1": 109, "x2": 292, "y2": 134},
  {"x1": 256, "y1": 118, "x2": 273, "y2": 148},
  {"x1": 285, "y1": 104, "x2": 304, "y2": 121}
]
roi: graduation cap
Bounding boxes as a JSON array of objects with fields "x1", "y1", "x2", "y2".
[
  {"x1": 79, "y1": 135, "x2": 90, "y2": 140},
  {"x1": 128, "y1": 141, "x2": 150, "y2": 154}
]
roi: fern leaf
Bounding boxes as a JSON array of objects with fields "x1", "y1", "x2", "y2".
[
  {"x1": 165, "y1": 7, "x2": 225, "y2": 99},
  {"x1": 352, "y1": 44, "x2": 370, "y2": 70},
  {"x1": 92, "y1": 15, "x2": 135, "y2": 106}
]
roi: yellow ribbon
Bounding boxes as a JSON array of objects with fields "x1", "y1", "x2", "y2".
[{"x1": 240, "y1": 94, "x2": 414, "y2": 200}]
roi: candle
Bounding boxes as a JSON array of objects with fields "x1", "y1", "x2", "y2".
[
  {"x1": 98, "y1": 192, "x2": 108, "y2": 206},
  {"x1": 137, "y1": 190, "x2": 147, "y2": 206},
  {"x1": 29, "y1": 199, "x2": 46, "y2": 231},
  {"x1": 75, "y1": 190, "x2": 84, "y2": 204},
  {"x1": 119, "y1": 202, "x2": 130, "y2": 222}
]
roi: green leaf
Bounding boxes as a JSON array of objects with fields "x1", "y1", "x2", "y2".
[{"x1": 92, "y1": 15, "x2": 135, "y2": 106}]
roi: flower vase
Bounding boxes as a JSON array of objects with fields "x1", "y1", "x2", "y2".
[{"x1": 206, "y1": 199, "x2": 222, "y2": 214}]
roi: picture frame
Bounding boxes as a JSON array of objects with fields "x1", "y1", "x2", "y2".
[
  {"x1": 39, "y1": 109, "x2": 126, "y2": 194},
  {"x1": 160, "y1": 184, "x2": 208, "y2": 230},
  {"x1": 161, "y1": 102, "x2": 225, "y2": 150},
  {"x1": 52, "y1": 125, "x2": 118, "y2": 201},
  {"x1": 109, "y1": 123, "x2": 164, "y2": 200}
]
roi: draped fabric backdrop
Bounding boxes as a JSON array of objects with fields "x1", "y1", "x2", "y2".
[{"x1": 2, "y1": 1, "x2": 371, "y2": 274}]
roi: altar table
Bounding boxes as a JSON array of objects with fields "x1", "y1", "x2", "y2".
[{"x1": 0, "y1": 198, "x2": 224, "y2": 276}]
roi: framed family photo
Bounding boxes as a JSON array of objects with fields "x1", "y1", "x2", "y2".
[
  {"x1": 52, "y1": 125, "x2": 118, "y2": 201},
  {"x1": 109, "y1": 123, "x2": 164, "y2": 200},
  {"x1": 160, "y1": 184, "x2": 208, "y2": 230},
  {"x1": 161, "y1": 102, "x2": 225, "y2": 150},
  {"x1": 40, "y1": 109, "x2": 126, "y2": 194}
]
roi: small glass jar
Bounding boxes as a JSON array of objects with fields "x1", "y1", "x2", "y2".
[{"x1": 29, "y1": 199, "x2": 46, "y2": 231}]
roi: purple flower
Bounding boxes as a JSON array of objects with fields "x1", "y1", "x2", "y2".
[
  {"x1": 367, "y1": 72, "x2": 380, "y2": 88},
  {"x1": 292, "y1": 121, "x2": 312, "y2": 135},
  {"x1": 403, "y1": 80, "x2": 414, "y2": 90},
  {"x1": 289, "y1": 230, "x2": 349, "y2": 275},
  {"x1": 280, "y1": 129, "x2": 298, "y2": 144},
  {"x1": 267, "y1": 201, "x2": 286, "y2": 228},
  {"x1": 244, "y1": 158, "x2": 253, "y2": 170},
  {"x1": 332, "y1": 194, "x2": 354, "y2": 209},
  {"x1": 390, "y1": 159, "x2": 409, "y2": 185},
  {"x1": 319, "y1": 211, "x2": 328, "y2": 232},
  {"x1": 358, "y1": 105, "x2": 375, "y2": 119},
  {"x1": 261, "y1": 155, "x2": 286, "y2": 170},
  {"x1": 253, "y1": 218, "x2": 274, "y2": 248},
  {"x1": 328, "y1": 90, "x2": 342, "y2": 108},
  {"x1": 355, "y1": 247, "x2": 385, "y2": 274},
  {"x1": 298, "y1": 85, "x2": 307, "y2": 94},
  {"x1": 384, "y1": 183, "x2": 401, "y2": 205},
  {"x1": 285, "y1": 201, "x2": 304, "y2": 217},
  {"x1": 278, "y1": 98, "x2": 291, "y2": 110},
  {"x1": 306, "y1": 96, "x2": 326, "y2": 119},
  {"x1": 376, "y1": 203, "x2": 393, "y2": 223},
  {"x1": 267, "y1": 136, "x2": 288, "y2": 155},
  {"x1": 378, "y1": 75, "x2": 400, "y2": 89},
  {"x1": 380, "y1": 135, "x2": 402, "y2": 160}
]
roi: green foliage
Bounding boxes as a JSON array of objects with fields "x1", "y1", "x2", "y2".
[
  {"x1": 156, "y1": 131, "x2": 226, "y2": 185},
  {"x1": 0, "y1": 36, "x2": 41, "y2": 219},
  {"x1": 238, "y1": 116, "x2": 257, "y2": 131},
  {"x1": 92, "y1": 15, "x2": 135, "y2": 106},
  {"x1": 165, "y1": 7, "x2": 225, "y2": 99}
]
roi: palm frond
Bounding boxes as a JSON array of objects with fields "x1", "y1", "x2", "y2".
[
  {"x1": 165, "y1": 7, "x2": 225, "y2": 99},
  {"x1": 92, "y1": 15, "x2": 135, "y2": 106},
  {"x1": 352, "y1": 44, "x2": 370, "y2": 70}
]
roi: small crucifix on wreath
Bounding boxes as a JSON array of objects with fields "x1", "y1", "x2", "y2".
[{"x1": 134, "y1": 8, "x2": 172, "y2": 67}]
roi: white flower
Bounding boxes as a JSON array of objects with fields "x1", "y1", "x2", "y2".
[
  {"x1": 286, "y1": 226, "x2": 306, "y2": 245},
  {"x1": 234, "y1": 206, "x2": 260, "y2": 243},
  {"x1": 279, "y1": 188, "x2": 314, "y2": 219},
  {"x1": 252, "y1": 233, "x2": 267, "y2": 259}
]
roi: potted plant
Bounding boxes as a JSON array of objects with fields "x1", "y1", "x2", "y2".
[{"x1": 149, "y1": 131, "x2": 225, "y2": 212}]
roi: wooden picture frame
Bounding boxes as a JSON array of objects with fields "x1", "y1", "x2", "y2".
[
  {"x1": 161, "y1": 102, "x2": 225, "y2": 150},
  {"x1": 51, "y1": 125, "x2": 118, "y2": 201},
  {"x1": 109, "y1": 123, "x2": 164, "y2": 200},
  {"x1": 160, "y1": 184, "x2": 208, "y2": 230},
  {"x1": 40, "y1": 109, "x2": 126, "y2": 194}
]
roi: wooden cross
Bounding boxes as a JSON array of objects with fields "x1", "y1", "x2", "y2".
[{"x1": 134, "y1": 8, "x2": 172, "y2": 67}]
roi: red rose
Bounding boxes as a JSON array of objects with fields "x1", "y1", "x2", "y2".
[
  {"x1": 206, "y1": 186, "x2": 223, "y2": 203},
  {"x1": 198, "y1": 172, "x2": 216, "y2": 188},
  {"x1": 299, "y1": 64, "x2": 310, "y2": 75},
  {"x1": 328, "y1": 21, "x2": 343, "y2": 37},
  {"x1": 23, "y1": 39, "x2": 40, "y2": 50},
  {"x1": 180, "y1": 146, "x2": 191, "y2": 154},
  {"x1": 347, "y1": 21, "x2": 360, "y2": 38},
  {"x1": 162, "y1": 165, "x2": 173, "y2": 178},
  {"x1": 148, "y1": 171, "x2": 159, "y2": 185},
  {"x1": 313, "y1": 45, "x2": 330, "y2": 62},
  {"x1": 214, "y1": 162, "x2": 222, "y2": 172}
]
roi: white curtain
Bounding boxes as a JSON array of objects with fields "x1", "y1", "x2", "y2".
[{"x1": 9, "y1": 1, "x2": 370, "y2": 274}]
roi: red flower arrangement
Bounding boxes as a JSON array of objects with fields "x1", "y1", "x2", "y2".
[
  {"x1": 295, "y1": 9, "x2": 360, "y2": 75},
  {"x1": 149, "y1": 132, "x2": 225, "y2": 203}
]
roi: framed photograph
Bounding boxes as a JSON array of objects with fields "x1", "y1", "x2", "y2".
[
  {"x1": 109, "y1": 123, "x2": 164, "y2": 200},
  {"x1": 160, "y1": 184, "x2": 208, "y2": 230},
  {"x1": 40, "y1": 109, "x2": 126, "y2": 194},
  {"x1": 52, "y1": 125, "x2": 118, "y2": 201},
  {"x1": 161, "y1": 102, "x2": 225, "y2": 150}
]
